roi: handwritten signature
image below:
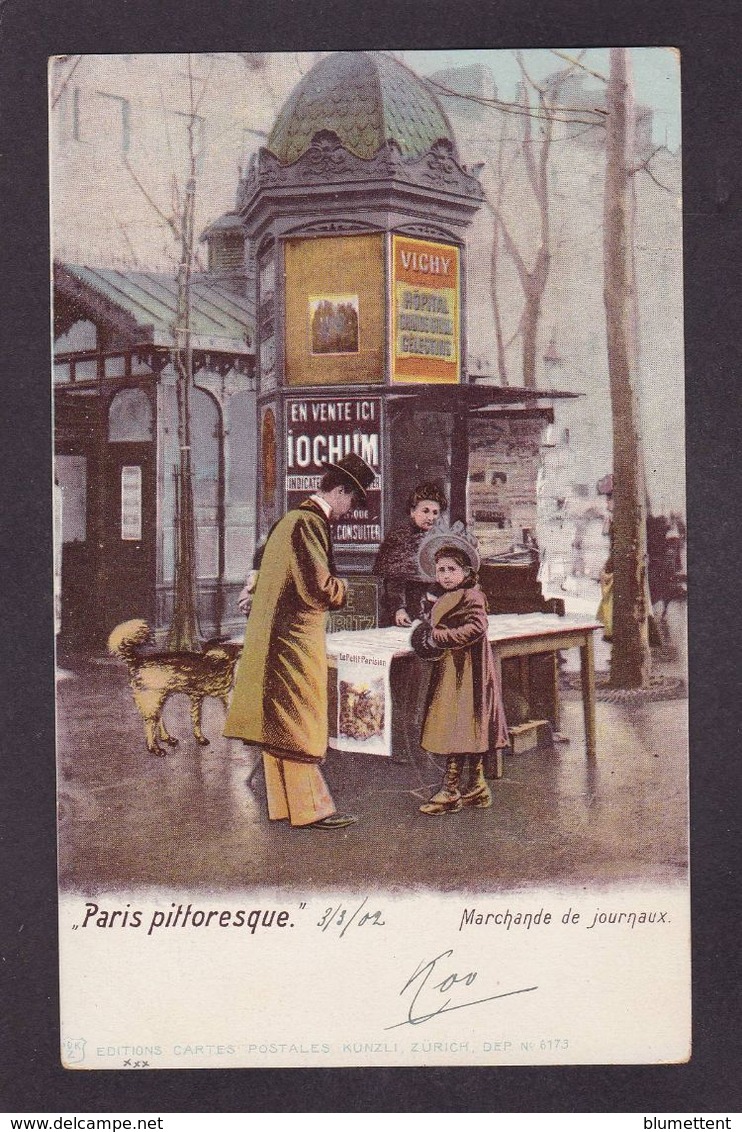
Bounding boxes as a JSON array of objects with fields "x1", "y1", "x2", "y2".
[{"x1": 385, "y1": 949, "x2": 538, "y2": 1029}]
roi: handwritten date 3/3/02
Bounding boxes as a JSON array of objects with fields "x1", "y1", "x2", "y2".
[
  {"x1": 317, "y1": 898, "x2": 385, "y2": 938},
  {"x1": 386, "y1": 949, "x2": 538, "y2": 1029}
]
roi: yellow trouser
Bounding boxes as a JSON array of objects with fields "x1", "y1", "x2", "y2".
[{"x1": 262, "y1": 751, "x2": 336, "y2": 827}]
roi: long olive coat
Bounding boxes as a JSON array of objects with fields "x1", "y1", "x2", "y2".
[
  {"x1": 420, "y1": 583, "x2": 509, "y2": 756},
  {"x1": 224, "y1": 500, "x2": 346, "y2": 761}
]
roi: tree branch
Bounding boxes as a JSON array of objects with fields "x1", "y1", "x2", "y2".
[
  {"x1": 514, "y1": 49, "x2": 544, "y2": 97},
  {"x1": 123, "y1": 156, "x2": 181, "y2": 240},
  {"x1": 551, "y1": 122, "x2": 602, "y2": 145},
  {"x1": 513, "y1": 55, "x2": 552, "y2": 254},
  {"x1": 638, "y1": 164, "x2": 674, "y2": 193},
  {"x1": 498, "y1": 211, "x2": 531, "y2": 293},
  {"x1": 170, "y1": 174, "x2": 182, "y2": 224},
  {"x1": 114, "y1": 215, "x2": 139, "y2": 266},
  {"x1": 489, "y1": 215, "x2": 509, "y2": 384},
  {"x1": 550, "y1": 49, "x2": 608, "y2": 83},
  {"x1": 423, "y1": 76, "x2": 606, "y2": 127},
  {"x1": 50, "y1": 54, "x2": 83, "y2": 108},
  {"x1": 192, "y1": 56, "x2": 214, "y2": 116},
  {"x1": 505, "y1": 322, "x2": 522, "y2": 351},
  {"x1": 631, "y1": 146, "x2": 675, "y2": 193},
  {"x1": 629, "y1": 144, "x2": 662, "y2": 175}
]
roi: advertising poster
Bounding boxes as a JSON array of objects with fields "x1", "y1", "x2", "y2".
[
  {"x1": 285, "y1": 395, "x2": 382, "y2": 546},
  {"x1": 49, "y1": 48, "x2": 690, "y2": 1072},
  {"x1": 284, "y1": 233, "x2": 386, "y2": 387},
  {"x1": 392, "y1": 235, "x2": 461, "y2": 384}
]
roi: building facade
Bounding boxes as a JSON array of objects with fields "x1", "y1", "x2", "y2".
[{"x1": 54, "y1": 261, "x2": 255, "y2": 647}]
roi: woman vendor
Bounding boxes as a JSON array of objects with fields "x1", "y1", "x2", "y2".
[{"x1": 372, "y1": 481, "x2": 448, "y2": 627}]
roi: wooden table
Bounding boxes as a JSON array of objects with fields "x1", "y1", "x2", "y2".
[
  {"x1": 483, "y1": 612, "x2": 601, "y2": 776},
  {"x1": 327, "y1": 613, "x2": 602, "y2": 772}
]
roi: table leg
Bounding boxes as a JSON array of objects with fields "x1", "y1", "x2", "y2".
[
  {"x1": 551, "y1": 651, "x2": 561, "y2": 731},
  {"x1": 518, "y1": 654, "x2": 531, "y2": 711},
  {"x1": 486, "y1": 652, "x2": 506, "y2": 779},
  {"x1": 579, "y1": 633, "x2": 597, "y2": 758},
  {"x1": 551, "y1": 650, "x2": 570, "y2": 743},
  {"x1": 484, "y1": 748, "x2": 504, "y2": 779}
]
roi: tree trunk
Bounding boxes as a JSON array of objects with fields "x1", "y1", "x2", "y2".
[
  {"x1": 603, "y1": 48, "x2": 651, "y2": 688},
  {"x1": 167, "y1": 175, "x2": 202, "y2": 652},
  {"x1": 489, "y1": 216, "x2": 509, "y2": 384},
  {"x1": 521, "y1": 252, "x2": 548, "y2": 389},
  {"x1": 521, "y1": 288, "x2": 540, "y2": 389}
]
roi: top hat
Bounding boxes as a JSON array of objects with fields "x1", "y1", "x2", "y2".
[
  {"x1": 325, "y1": 452, "x2": 375, "y2": 503},
  {"x1": 418, "y1": 520, "x2": 481, "y2": 579}
]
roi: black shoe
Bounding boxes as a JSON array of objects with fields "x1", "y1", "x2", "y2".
[{"x1": 304, "y1": 813, "x2": 358, "y2": 829}]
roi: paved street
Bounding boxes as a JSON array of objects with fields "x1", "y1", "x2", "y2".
[{"x1": 56, "y1": 597, "x2": 688, "y2": 893}]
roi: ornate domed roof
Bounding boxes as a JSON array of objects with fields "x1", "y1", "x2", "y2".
[{"x1": 267, "y1": 51, "x2": 456, "y2": 165}]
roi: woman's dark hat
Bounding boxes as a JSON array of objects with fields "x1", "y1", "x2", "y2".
[{"x1": 326, "y1": 452, "x2": 375, "y2": 503}]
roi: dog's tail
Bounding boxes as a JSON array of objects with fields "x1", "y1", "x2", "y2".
[{"x1": 108, "y1": 619, "x2": 152, "y2": 667}]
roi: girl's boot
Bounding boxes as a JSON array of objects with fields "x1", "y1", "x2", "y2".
[
  {"x1": 419, "y1": 757, "x2": 463, "y2": 815},
  {"x1": 460, "y1": 756, "x2": 492, "y2": 809}
]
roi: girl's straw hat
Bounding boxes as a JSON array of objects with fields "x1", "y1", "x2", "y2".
[{"x1": 418, "y1": 520, "x2": 481, "y2": 579}]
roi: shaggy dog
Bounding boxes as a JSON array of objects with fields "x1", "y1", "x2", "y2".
[{"x1": 108, "y1": 619, "x2": 242, "y2": 757}]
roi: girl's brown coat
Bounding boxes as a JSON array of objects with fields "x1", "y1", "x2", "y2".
[{"x1": 421, "y1": 583, "x2": 509, "y2": 755}]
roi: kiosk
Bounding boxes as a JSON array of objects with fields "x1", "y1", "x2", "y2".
[
  {"x1": 235, "y1": 51, "x2": 573, "y2": 601},
  {"x1": 231, "y1": 51, "x2": 592, "y2": 753}
]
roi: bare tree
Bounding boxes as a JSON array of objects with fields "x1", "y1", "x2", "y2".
[
  {"x1": 603, "y1": 47, "x2": 651, "y2": 687},
  {"x1": 168, "y1": 122, "x2": 201, "y2": 651},
  {"x1": 431, "y1": 50, "x2": 671, "y2": 685},
  {"x1": 120, "y1": 53, "x2": 299, "y2": 649},
  {"x1": 498, "y1": 56, "x2": 555, "y2": 388},
  {"x1": 481, "y1": 113, "x2": 517, "y2": 384},
  {"x1": 124, "y1": 55, "x2": 208, "y2": 651},
  {"x1": 430, "y1": 55, "x2": 602, "y2": 389}
]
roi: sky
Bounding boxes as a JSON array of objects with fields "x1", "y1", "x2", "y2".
[{"x1": 402, "y1": 48, "x2": 681, "y2": 150}]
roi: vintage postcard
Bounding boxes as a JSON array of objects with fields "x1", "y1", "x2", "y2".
[{"x1": 51, "y1": 48, "x2": 688, "y2": 1069}]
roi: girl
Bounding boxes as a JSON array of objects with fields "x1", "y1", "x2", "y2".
[{"x1": 414, "y1": 527, "x2": 509, "y2": 815}]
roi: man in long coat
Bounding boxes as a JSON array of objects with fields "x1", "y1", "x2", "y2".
[{"x1": 224, "y1": 452, "x2": 375, "y2": 830}]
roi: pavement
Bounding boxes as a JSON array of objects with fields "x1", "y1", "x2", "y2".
[{"x1": 56, "y1": 581, "x2": 688, "y2": 894}]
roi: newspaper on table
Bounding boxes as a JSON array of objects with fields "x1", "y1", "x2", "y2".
[{"x1": 328, "y1": 626, "x2": 411, "y2": 756}]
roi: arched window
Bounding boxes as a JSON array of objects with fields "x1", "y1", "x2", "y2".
[
  {"x1": 108, "y1": 388, "x2": 154, "y2": 442},
  {"x1": 55, "y1": 318, "x2": 97, "y2": 353},
  {"x1": 191, "y1": 387, "x2": 220, "y2": 509}
]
